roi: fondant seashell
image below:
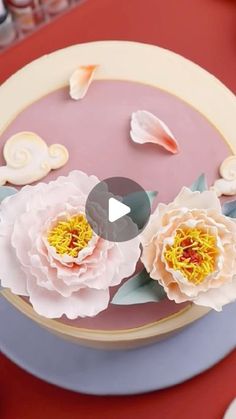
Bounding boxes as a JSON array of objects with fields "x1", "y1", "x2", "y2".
[
  {"x1": 0, "y1": 132, "x2": 69, "y2": 186},
  {"x1": 130, "y1": 110, "x2": 180, "y2": 154},
  {"x1": 211, "y1": 155, "x2": 236, "y2": 197},
  {"x1": 224, "y1": 398, "x2": 236, "y2": 419},
  {"x1": 69, "y1": 65, "x2": 98, "y2": 100}
]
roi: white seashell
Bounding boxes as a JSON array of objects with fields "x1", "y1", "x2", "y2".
[
  {"x1": 69, "y1": 65, "x2": 98, "y2": 100},
  {"x1": 211, "y1": 155, "x2": 236, "y2": 197},
  {"x1": 224, "y1": 398, "x2": 236, "y2": 419},
  {"x1": 0, "y1": 132, "x2": 69, "y2": 186},
  {"x1": 130, "y1": 110, "x2": 180, "y2": 154}
]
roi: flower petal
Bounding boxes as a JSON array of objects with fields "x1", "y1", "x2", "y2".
[
  {"x1": 173, "y1": 187, "x2": 222, "y2": 212},
  {"x1": 0, "y1": 224, "x2": 28, "y2": 295},
  {"x1": 0, "y1": 182, "x2": 45, "y2": 225},
  {"x1": 69, "y1": 65, "x2": 98, "y2": 100},
  {"x1": 113, "y1": 238, "x2": 141, "y2": 280},
  {"x1": 27, "y1": 279, "x2": 110, "y2": 319},
  {"x1": 130, "y1": 110, "x2": 180, "y2": 154},
  {"x1": 193, "y1": 276, "x2": 236, "y2": 311}
]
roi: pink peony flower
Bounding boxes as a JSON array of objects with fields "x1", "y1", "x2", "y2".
[
  {"x1": 0, "y1": 171, "x2": 140, "y2": 319},
  {"x1": 141, "y1": 187, "x2": 236, "y2": 311}
]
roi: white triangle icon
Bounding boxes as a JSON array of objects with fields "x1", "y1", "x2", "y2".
[{"x1": 108, "y1": 197, "x2": 131, "y2": 223}]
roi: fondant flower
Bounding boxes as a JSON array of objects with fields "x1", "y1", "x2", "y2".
[
  {"x1": 0, "y1": 171, "x2": 140, "y2": 319},
  {"x1": 141, "y1": 187, "x2": 236, "y2": 311}
]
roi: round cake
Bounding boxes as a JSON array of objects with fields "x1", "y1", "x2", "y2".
[{"x1": 0, "y1": 41, "x2": 235, "y2": 349}]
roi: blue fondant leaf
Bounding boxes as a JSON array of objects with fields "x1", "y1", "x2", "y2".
[
  {"x1": 222, "y1": 200, "x2": 236, "y2": 218},
  {"x1": 0, "y1": 186, "x2": 17, "y2": 203},
  {"x1": 112, "y1": 269, "x2": 166, "y2": 305},
  {"x1": 122, "y1": 190, "x2": 158, "y2": 229},
  {"x1": 190, "y1": 174, "x2": 208, "y2": 192}
]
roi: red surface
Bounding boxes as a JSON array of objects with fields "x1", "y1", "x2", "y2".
[
  {"x1": 0, "y1": 0, "x2": 236, "y2": 418},
  {"x1": 0, "y1": 351, "x2": 236, "y2": 419},
  {"x1": 0, "y1": 0, "x2": 236, "y2": 91}
]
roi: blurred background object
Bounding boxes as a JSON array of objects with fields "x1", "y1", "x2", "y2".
[
  {"x1": 0, "y1": 0, "x2": 16, "y2": 48},
  {"x1": 41, "y1": 0, "x2": 70, "y2": 17},
  {"x1": 0, "y1": 0, "x2": 75, "y2": 49},
  {"x1": 7, "y1": 0, "x2": 44, "y2": 33}
]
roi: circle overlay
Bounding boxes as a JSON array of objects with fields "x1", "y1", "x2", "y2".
[{"x1": 85, "y1": 177, "x2": 152, "y2": 242}]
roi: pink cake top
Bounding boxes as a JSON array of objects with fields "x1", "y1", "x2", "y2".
[{"x1": 0, "y1": 80, "x2": 230, "y2": 329}]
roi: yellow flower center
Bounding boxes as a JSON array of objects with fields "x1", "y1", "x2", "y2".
[
  {"x1": 164, "y1": 227, "x2": 218, "y2": 285},
  {"x1": 47, "y1": 214, "x2": 93, "y2": 258}
]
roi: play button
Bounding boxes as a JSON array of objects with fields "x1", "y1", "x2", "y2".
[
  {"x1": 85, "y1": 177, "x2": 153, "y2": 242},
  {"x1": 108, "y1": 198, "x2": 131, "y2": 222}
]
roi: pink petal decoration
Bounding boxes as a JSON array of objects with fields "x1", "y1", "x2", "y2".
[
  {"x1": 69, "y1": 65, "x2": 98, "y2": 100},
  {"x1": 130, "y1": 110, "x2": 180, "y2": 154}
]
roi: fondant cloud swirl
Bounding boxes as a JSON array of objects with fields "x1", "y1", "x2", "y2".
[{"x1": 0, "y1": 132, "x2": 69, "y2": 186}]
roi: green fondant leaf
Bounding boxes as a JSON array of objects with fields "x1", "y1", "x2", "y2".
[
  {"x1": 222, "y1": 200, "x2": 236, "y2": 218},
  {"x1": 0, "y1": 186, "x2": 17, "y2": 203},
  {"x1": 122, "y1": 190, "x2": 158, "y2": 229},
  {"x1": 112, "y1": 269, "x2": 166, "y2": 305},
  {"x1": 190, "y1": 174, "x2": 208, "y2": 192}
]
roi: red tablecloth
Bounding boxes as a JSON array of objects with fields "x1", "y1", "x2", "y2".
[{"x1": 0, "y1": 1, "x2": 236, "y2": 418}]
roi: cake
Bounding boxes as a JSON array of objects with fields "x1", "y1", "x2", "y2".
[{"x1": 0, "y1": 41, "x2": 235, "y2": 349}]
